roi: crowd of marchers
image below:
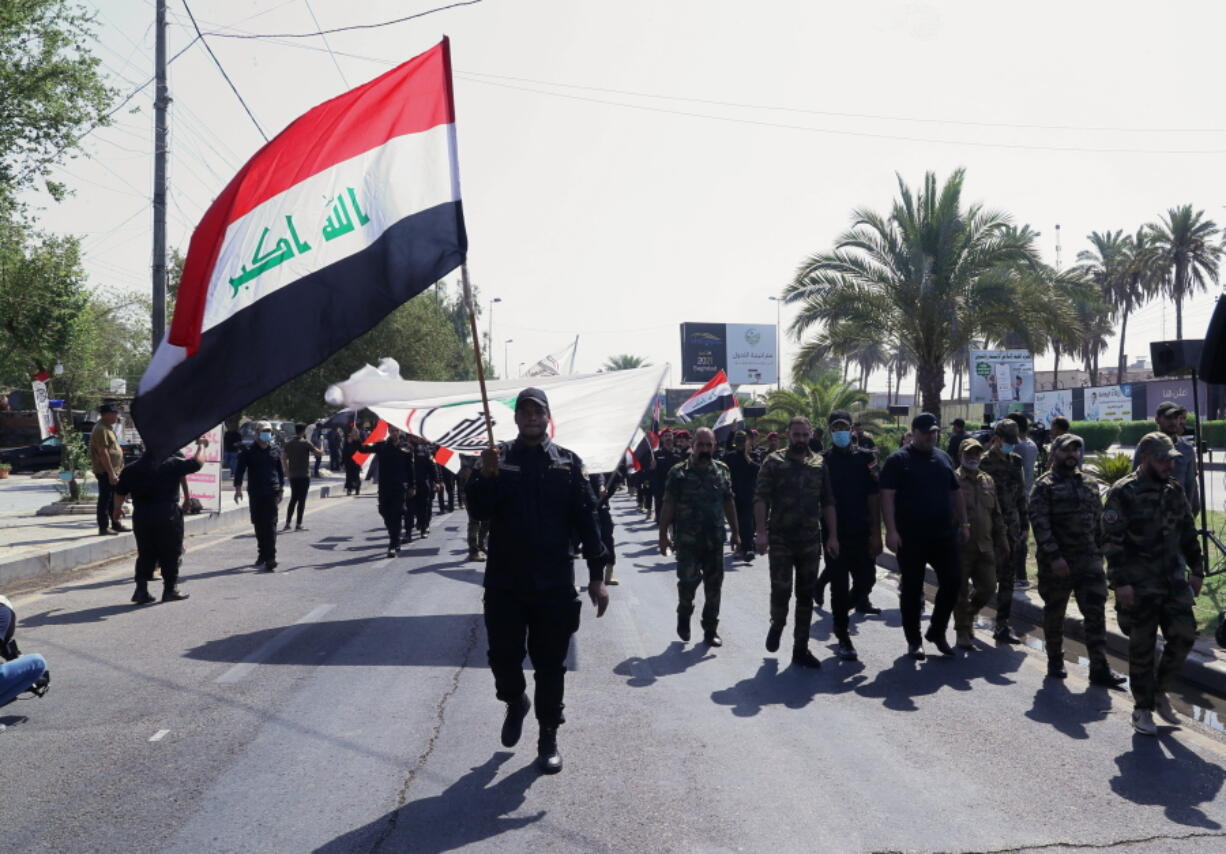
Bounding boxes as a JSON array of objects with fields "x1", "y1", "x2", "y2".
[{"x1": 634, "y1": 401, "x2": 1203, "y2": 739}]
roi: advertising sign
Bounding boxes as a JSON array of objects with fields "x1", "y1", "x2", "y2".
[
  {"x1": 1033, "y1": 389, "x2": 1073, "y2": 427},
  {"x1": 1145, "y1": 379, "x2": 1210, "y2": 417},
  {"x1": 680, "y1": 323, "x2": 778, "y2": 385},
  {"x1": 180, "y1": 424, "x2": 224, "y2": 514},
  {"x1": 31, "y1": 379, "x2": 53, "y2": 439},
  {"x1": 725, "y1": 323, "x2": 777, "y2": 385},
  {"x1": 969, "y1": 350, "x2": 1034, "y2": 404},
  {"x1": 679, "y1": 323, "x2": 727, "y2": 384},
  {"x1": 1085, "y1": 385, "x2": 1133, "y2": 422}
]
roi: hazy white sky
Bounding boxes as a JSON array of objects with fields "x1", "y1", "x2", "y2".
[{"x1": 28, "y1": 0, "x2": 1226, "y2": 393}]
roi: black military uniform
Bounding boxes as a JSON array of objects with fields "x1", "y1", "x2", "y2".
[
  {"x1": 342, "y1": 435, "x2": 364, "y2": 495},
  {"x1": 649, "y1": 439, "x2": 683, "y2": 521},
  {"x1": 592, "y1": 470, "x2": 622, "y2": 584},
  {"x1": 818, "y1": 414, "x2": 882, "y2": 657},
  {"x1": 115, "y1": 450, "x2": 202, "y2": 603},
  {"x1": 359, "y1": 434, "x2": 417, "y2": 555},
  {"x1": 409, "y1": 440, "x2": 438, "y2": 536},
  {"x1": 466, "y1": 387, "x2": 606, "y2": 774},
  {"x1": 234, "y1": 439, "x2": 284, "y2": 570},
  {"x1": 723, "y1": 433, "x2": 759, "y2": 561}
]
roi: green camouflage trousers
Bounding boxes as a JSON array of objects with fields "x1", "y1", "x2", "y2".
[
  {"x1": 1116, "y1": 582, "x2": 1197, "y2": 710},
  {"x1": 956, "y1": 548, "x2": 997, "y2": 634},
  {"x1": 467, "y1": 517, "x2": 489, "y2": 552},
  {"x1": 676, "y1": 541, "x2": 724, "y2": 631},
  {"x1": 1037, "y1": 558, "x2": 1108, "y2": 667},
  {"x1": 768, "y1": 540, "x2": 821, "y2": 645}
]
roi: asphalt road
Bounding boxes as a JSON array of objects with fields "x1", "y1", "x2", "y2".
[{"x1": 2, "y1": 491, "x2": 1225, "y2": 854}]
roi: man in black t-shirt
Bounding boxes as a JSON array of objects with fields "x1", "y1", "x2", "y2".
[{"x1": 880, "y1": 413, "x2": 969, "y2": 659}]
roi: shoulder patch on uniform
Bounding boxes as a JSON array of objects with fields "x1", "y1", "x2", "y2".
[{"x1": 1102, "y1": 509, "x2": 1120, "y2": 524}]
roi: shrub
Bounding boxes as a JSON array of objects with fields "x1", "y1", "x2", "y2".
[
  {"x1": 1116, "y1": 420, "x2": 1157, "y2": 446},
  {"x1": 1069, "y1": 421, "x2": 1120, "y2": 453},
  {"x1": 1085, "y1": 453, "x2": 1134, "y2": 486}
]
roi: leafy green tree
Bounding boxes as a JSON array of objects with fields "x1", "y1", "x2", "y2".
[
  {"x1": 786, "y1": 170, "x2": 1067, "y2": 419},
  {"x1": 0, "y1": 0, "x2": 114, "y2": 203},
  {"x1": 602, "y1": 354, "x2": 651, "y2": 371},
  {"x1": 0, "y1": 212, "x2": 89, "y2": 383},
  {"x1": 1146, "y1": 204, "x2": 1220, "y2": 340}
]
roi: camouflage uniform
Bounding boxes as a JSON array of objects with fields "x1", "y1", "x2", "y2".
[
  {"x1": 754, "y1": 448, "x2": 833, "y2": 647},
  {"x1": 664, "y1": 458, "x2": 734, "y2": 634},
  {"x1": 1102, "y1": 435, "x2": 1203, "y2": 711},
  {"x1": 954, "y1": 460, "x2": 1008, "y2": 636},
  {"x1": 979, "y1": 442, "x2": 1028, "y2": 630},
  {"x1": 1029, "y1": 447, "x2": 1110, "y2": 670}
]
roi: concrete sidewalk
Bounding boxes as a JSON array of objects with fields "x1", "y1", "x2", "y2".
[
  {"x1": 0, "y1": 467, "x2": 346, "y2": 587},
  {"x1": 875, "y1": 550, "x2": 1226, "y2": 706}
]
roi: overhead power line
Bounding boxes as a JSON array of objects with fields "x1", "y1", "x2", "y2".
[
  {"x1": 454, "y1": 74, "x2": 1226, "y2": 156},
  {"x1": 181, "y1": 1, "x2": 268, "y2": 142},
  {"x1": 201, "y1": 0, "x2": 483, "y2": 39}
]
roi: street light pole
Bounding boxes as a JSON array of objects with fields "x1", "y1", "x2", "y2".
[
  {"x1": 504, "y1": 338, "x2": 513, "y2": 380},
  {"x1": 769, "y1": 296, "x2": 782, "y2": 389},
  {"x1": 487, "y1": 297, "x2": 501, "y2": 361}
]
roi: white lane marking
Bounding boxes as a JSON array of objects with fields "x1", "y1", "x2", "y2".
[
  {"x1": 215, "y1": 604, "x2": 336, "y2": 684},
  {"x1": 149, "y1": 729, "x2": 170, "y2": 742}
]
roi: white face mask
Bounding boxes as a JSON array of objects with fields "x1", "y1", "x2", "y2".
[{"x1": 962, "y1": 458, "x2": 981, "y2": 471}]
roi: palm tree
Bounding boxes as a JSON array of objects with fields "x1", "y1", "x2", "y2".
[
  {"x1": 602, "y1": 354, "x2": 652, "y2": 371},
  {"x1": 760, "y1": 374, "x2": 886, "y2": 432},
  {"x1": 1076, "y1": 230, "x2": 1132, "y2": 383},
  {"x1": 1117, "y1": 228, "x2": 1161, "y2": 380},
  {"x1": 785, "y1": 169, "x2": 1049, "y2": 419},
  {"x1": 1147, "y1": 205, "x2": 1221, "y2": 339}
]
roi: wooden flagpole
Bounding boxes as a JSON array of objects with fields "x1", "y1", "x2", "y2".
[{"x1": 461, "y1": 264, "x2": 497, "y2": 448}]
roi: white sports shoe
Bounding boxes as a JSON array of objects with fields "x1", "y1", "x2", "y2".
[
  {"x1": 1154, "y1": 694, "x2": 1180, "y2": 726},
  {"x1": 1131, "y1": 709, "x2": 1157, "y2": 736}
]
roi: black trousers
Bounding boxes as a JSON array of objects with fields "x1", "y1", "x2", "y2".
[
  {"x1": 826, "y1": 535, "x2": 875, "y2": 640},
  {"x1": 896, "y1": 534, "x2": 960, "y2": 646},
  {"x1": 133, "y1": 504, "x2": 183, "y2": 590},
  {"x1": 285, "y1": 477, "x2": 310, "y2": 527},
  {"x1": 597, "y1": 507, "x2": 615, "y2": 566},
  {"x1": 734, "y1": 497, "x2": 754, "y2": 554},
  {"x1": 484, "y1": 586, "x2": 581, "y2": 727},
  {"x1": 249, "y1": 492, "x2": 279, "y2": 562},
  {"x1": 379, "y1": 489, "x2": 407, "y2": 549},
  {"x1": 410, "y1": 488, "x2": 433, "y2": 533},
  {"x1": 96, "y1": 474, "x2": 119, "y2": 531},
  {"x1": 344, "y1": 463, "x2": 362, "y2": 494}
]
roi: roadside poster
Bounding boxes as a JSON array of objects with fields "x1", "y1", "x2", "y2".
[
  {"x1": 31, "y1": 379, "x2": 53, "y2": 439},
  {"x1": 969, "y1": 350, "x2": 1034, "y2": 404},
  {"x1": 679, "y1": 322, "x2": 778, "y2": 385},
  {"x1": 180, "y1": 424, "x2": 224, "y2": 513},
  {"x1": 1033, "y1": 389, "x2": 1073, "y2": 427},
  {"x1": 1084, "y1": 385, "x2": 1133, "y2": 422}
]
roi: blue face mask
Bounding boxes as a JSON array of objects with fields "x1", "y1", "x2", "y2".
[
  {"x1": 832, "y1": 430, "x2": 852, "y2": 448},
  {"x1": 1000, "y1": 443, "x2": 1016, "y2": 455},
  {"x1": 258, "y1": 431, "x2": 273, "y2": 443}
]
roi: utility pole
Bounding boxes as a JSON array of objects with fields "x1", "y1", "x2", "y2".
[{"x1": 151, "y1": 0, "x2": 169, "y2": 350}]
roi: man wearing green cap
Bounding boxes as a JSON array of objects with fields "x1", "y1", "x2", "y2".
[
  {"x1": 1132, "y1": 400, "x2": 1199, "y2": 516},
  {"x1": 1103, "y1": 431, "x2": 1203, "y2": 736},
  {"x1": 979, "y1": 419, "x2": 1028, "y2": 643},
  {"x1": 952, "y1": 437, "x2": 1008, "y2": 650},
  {"x1": 1029, "y1": 434, "x2": 1126, "y2": 687}
]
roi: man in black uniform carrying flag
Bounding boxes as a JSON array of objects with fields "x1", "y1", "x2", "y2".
[{"x1": 467, "y1": 387, "x2": 609, "y2": 774}]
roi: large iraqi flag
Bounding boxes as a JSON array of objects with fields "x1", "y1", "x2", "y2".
[{"x1": 133, "y1": 38, "x2": 466, "y2": 459}]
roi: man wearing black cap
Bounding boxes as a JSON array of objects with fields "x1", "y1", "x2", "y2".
[
  {"x1": 816, "y1": 410, "x2": 882, "y2": 660},
  {"x1": 723, "y1": 430, "x2": 760, "y2": 561},
  {"x1": 89, "y1": 405, "x2": 129, "y2": 536},
  {"x1": 233, "y1": 421, "x2": 284, "y2": 571},
  {"x1": 880, "y1": 413, "x2": 969, "y2": 659},
  {"x1": 467, "y1": 387, "x2": 609, "y2": 774},
  {"x1": 946, "y1": 418, "x2": 970, "y2": 460},
  {"x1": 1132, "y1": 400, "x2": 1199, "y2": 517}
]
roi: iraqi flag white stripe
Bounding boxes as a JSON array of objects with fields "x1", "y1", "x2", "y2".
[
  {"x1": 203, "y1": 123, "x2": 459, "y2": 335},
  {"x1": 677, "y1": 373, "x2": 734, "y2": 422}
]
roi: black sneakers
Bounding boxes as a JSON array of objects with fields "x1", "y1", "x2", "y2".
[{"x1": 765, "y1": 623, "x2": 783, "y2": 653}]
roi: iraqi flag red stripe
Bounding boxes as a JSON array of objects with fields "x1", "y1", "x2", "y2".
[{"x1": 171, "y1": 39, "x2": 456, "y2": 355}]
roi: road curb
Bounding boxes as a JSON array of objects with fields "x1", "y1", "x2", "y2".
[
  {"x1": 0, "y1": 485, "x2": 334, "y2": 588},
  {"x1": 874, "y1": 551, "x2": 1226, "y2": 698}
]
